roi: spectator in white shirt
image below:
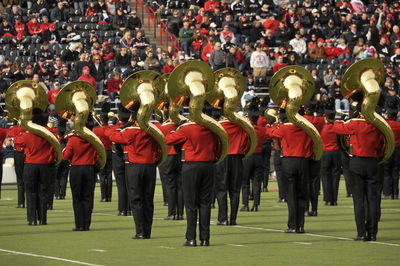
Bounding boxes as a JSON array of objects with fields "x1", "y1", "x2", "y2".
[
  {"x1": 289, "y1": 31, "x2": 307, "y2": 56},
  {"x1": 250, "y1": 44, "x2": 269, "y2": 77}
]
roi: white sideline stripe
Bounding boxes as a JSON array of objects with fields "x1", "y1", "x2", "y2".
[
  {"x1": 0, "y1": 248, "x2": 103, "y2": 266},
  {"x1": 90, "y1": 249, "x2": 106, "y2": 253},
  {"x1": 294, "y1": 242, "x2": 312, "y2": 245},
  {"x1": 226, "y1": 244, "x2": 244, "y2": 247},
  {"x1": 157, "y1": 246, "x2": 176, "y2": 250}
]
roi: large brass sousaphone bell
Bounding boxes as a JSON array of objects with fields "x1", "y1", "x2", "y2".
[
  {"x1": 120, "y1": 70, "x2": 168, "y2": 166},
  {"x1": 6, "y1": 80, "x2": 62, "y2": 165},
  {"x1": 167, "y1": 60, "x2": 229, "y2": 164},
  {"x1": 55, "y1": 81, "x2": 106, "y2": 169},
  {"x1": 269, "y1": 66, "x2": 323, "y2": 160},
  {"x1": 208, "y1": 68, "x2": 257, "y2": 158},
  {"x1": 341, "y1": 58, "x2": 395, "y2": 163}
]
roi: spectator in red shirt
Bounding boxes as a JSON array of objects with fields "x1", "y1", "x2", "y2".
[
  {"x1": 336, "y1": 38, "x2": 350, "y2": 60},
  {"x1": 201, "y1": 37, "x2": 213, "y2": 62},
  {"x1": 47, "y1": 80, "x2": 62, "y2": 105},
  {"x1": 78, "y1": 66, "x2": 97, "y2": 89},
  {"x1": 27, "y1": 17, "x2": 42, "y2": 36},
  {"x1": 106, "y1": 71, "x2": 123, "y2": 101},
  {"x1": 39, "y1": 15, "x2": 54, "y2": 34},
  {"x1": 273, "y1": 55, "x2": 287, "y2": 73},
  {"x1": 14, "y1": 17, "x2": 26, "y2": 42},
  {"x1": 204, "y1": 0, "x2": 220, "y2": 13},
  {"x1": 163, "y1": 58, "x2": 175, "y2": 74},
  {"x1": 102, "y1": 41, "x2": 116, "y2": 62},
  {"x1": 264, "y1": 14, "x2": 280, "y2": 34},
  {"x1": 85, "y1": 1, "x2": 98, "y2": 17},
  {"x1": 324, "y1": 39, "x2": 338, "y2": 59}
]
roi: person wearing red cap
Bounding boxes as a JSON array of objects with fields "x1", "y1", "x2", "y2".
[
  {"x1": 102, "y1": 41, "x2": 116, "y2": 62},
  {"x1": 324, "y1": 39, "x2": 338, "y2": 59},
  {"x1": 47, "y1": 80, "x2": 62, "y2": 105},
  {"x1": 309, "y1": 38, "x2": 326, "y2": 59},
  {"x1": 204, "y1": 0, "x2": 220, "y2": 12},
  {"x1": 78, "y1": 66, "x2": 97, "y2": 89},
  {"x1": 201, "y1": 37, "x2": 214, "y2": 62}
]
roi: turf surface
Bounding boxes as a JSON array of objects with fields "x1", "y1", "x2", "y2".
[{"x1": 0, "y1": 179, "x2": 399, "y2": 266}]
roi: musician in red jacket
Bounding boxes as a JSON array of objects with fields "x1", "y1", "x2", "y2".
[
  {"x1": 241, "y1": 112, "x2": 266, "y2": 212},
  {"x1": 165, "y1": 118, "x2": 218, "y2": 247},
  {"x1": 267, "y1": 110, "x2": 313, "y2": 233},
  {"x1": 216, "y1": 115, "x2": 248, "y2": 226},
  {"x1": 13, "y1": 110, "x2": 57, "y2": 226},
  {"x1": 93, "y1": 113, "x2": 113, "y2": 202},
  {"x1": 320, "y1": 109, "x2": 341, "y2": 206},
  {"x1": 156, "y1": 111, "x2": 183, "y2": 220},
  {"x1": 7, "y1": 123, "x2": 25, "y2": 207},
  {"x1": 106, "y1": 114, "x2": 160, "y2": 239},
  {"x1": 333, "y1": 113, "x2": 384, "y2": 241},
  {"x1": 383, "y1": 108, "x2": 400, "y2": 200},
  {"x1": 62, "y1": 119, "x2": 98, "y2": 231}
]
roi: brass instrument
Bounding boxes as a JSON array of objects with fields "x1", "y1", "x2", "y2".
[
  {"x1": 264, "y1": 107, "x2": 281, "y2": 151},
  {"x1": 167, "y1": 60, "x2": 229, "y2": 164},
  {"x1": 269, "y1": 66, "x2": 323, "y2": 160},
  {"x1": 120, "y1": 70, "x2": 168, "y2": 166},
  {"x1": 55, "y1": 81, "x2": 106, "y2": 169},
  {"x1": 92, "y1": 110, "x2": 103, "y2": 127},
  {"x1": 208, "y1": 68, "x2": 257, "y2": 158},
  {"x1": 5, "y1": 80, "x2": 62, "y2": 165},
  {"x1": 341, "y1": 58, "x2": 395, "y2": 163}
]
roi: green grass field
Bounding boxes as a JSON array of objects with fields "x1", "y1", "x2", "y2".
[{"x1": 0, "y1": 179, "x2": 399, "y2": 266}]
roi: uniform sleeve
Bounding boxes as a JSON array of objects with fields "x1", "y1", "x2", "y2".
[
  {"x1": 108, "y1": 129, "x2": 132, "y2": 144},
  {"x1": 62, "y1": 138, "x2": 74, "y2": 161},
  {"x1": 268, "y1": 125, "x2": 283, "y2": 139},
  {"x1": 332, "y1": 121, "x2": 355, "y2": 135},
  {"x1": 164, "y1": 127, "x2": 187, "y2": 145},
  {"x1": 13, "y1": 132, "x2": 26, "y2": 147}
]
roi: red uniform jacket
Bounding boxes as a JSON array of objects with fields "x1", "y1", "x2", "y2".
[
  {"x1": 7, "y1": 125, "x2": 24, "y2": 152},
  {"x1": 333, "y1": 119, "x2": 383, "y2": 158},
  {"x1": 386, "y1": 119, "x2": 400, "y2": 147},
  {"x1": 219, "y1": 119, "x2": 248, "y2": 155},
  {"x1": 106, "y1": 126, "x2": 160, "y2": 164},
  {"x1": 253, "y1": 125, "x2": 266, "y2": 154},
  {"x1": 321, "y1": 123, "x2": 339, "y2": 151},
  {"x1": 268, "y1": 123, "x2": 313, "y2": 158},
  {"x1": 304, "y1": 114, "x2": 324, "y2": 133},
  {"x1": 14, "y1": 132, "x2": 56, "y2": 164},
  {"x1": 62, "y1": 135, "x2": 98, "y2": 165},
  {"x1": 165, "y1": 122, "x2": 217, "y2": 162},
  {"x1": 156, "y1": 122, "x2": 177, "y2": 155},
  {"x1": 0, "y1": 127, "x2": 7, "y2": 153},
  {"x1": 93, "y1": 125, "x2": 113, "y2": 150}
]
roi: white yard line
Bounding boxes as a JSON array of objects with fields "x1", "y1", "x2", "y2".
[
  {"x1": 0, "y1": 248, "x2": 103, "y2": 266},
  {"x1": 157, "y1": 246, "x2": 176, "y2": 250},
  {"x1": 226, "y1": 244, "x2": 244, "y2": 247},
  {"x1": 293, "y1": 242, "x2": 312, "y2": 245},
  {"x1": 90, "y1": 249, "x2": 106, "y2": 253}
]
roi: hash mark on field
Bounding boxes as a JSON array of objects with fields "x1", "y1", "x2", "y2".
[
  {"x1": 0, "y1": 248, "x2": 102, "y2": 266},
  {"x1": 157, "y1": 246, "x2": 176, "y2": 250},
  {"x1": 294, "y1": 242, "x2": 312, "y2": 245},
  {"x1": 226, "y1": 244, "x2": 244, "y2": 247},
  {"x1": 90, "y1": 249, "x2": 106, "y2": 253}
]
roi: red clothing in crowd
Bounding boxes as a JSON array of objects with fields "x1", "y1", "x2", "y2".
[
  {"x1": 102, "y1": 48, "x2": 116, "y2": 61},
  {"x1": 47, "y1": 88, "x2": 61, "y2": 105},
  {"x1": 106, "y1": 77, "x2": 123, "y2": 94},
  {"x1": 324, "y1": 46, "x2": 338, "y2": 58},
  {"x1": 264, "y1": 18, "x2": 280, "y2": 34},
  {"x1": 163, "y1": 64, "x2": 175, "y2": 74},
  {"x1": 204, "y1": 0, "x2": 220, "y2": 12},
  {"x1": 78, "y1": 73, "x2": 97, "y2": 89},
  {"x1": 15, "y1": 22, "x2": 26, "y2": 40},
  {"x1": 201, "y1": 43, "x2": 212, "y2": 62},
  {"x1": 273, "y1": 62, "x2": 287, "y2": 73},
  {"x1": 39, "y1": 22, "x2": 54, "y2": 33},
  {"x1": 27, "y1": 20, "x2": 41, "y2": 35}
]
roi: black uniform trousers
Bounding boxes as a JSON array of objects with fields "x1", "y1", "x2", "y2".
[
  {"x1": 341, "y1": 151, "x2": 352, "y2": 196},
  {"x1": 161, "y1": 154, "x2": 183, "y2": 217},
  {"x1": 182, "y1": 162, "x2": 213, "y2": 241},
  {"x1": 281, "y1": 157, "x2": 309, "y2": 229},
  {"x1": 242, "y1": 153, "x2": 263, "y2": 207},
  {"x1": 99, "y1": 150, "x2": 113, "y2": 200},
  {"x1": 126, "y1": 163, "x2": 156, "y2": 238},
  {"x1": 70, "y1": 165, "x2": 96, "y2": 229},
  {"x1": 14, "y1": 150, "x2": 25, "y2": 205},
  {"x1": 55, "y1": 160, "x2": 69, "y2": 199},
  {"x1": 349, "y1": 156, "x2": 380, "y2": 238},
  {"x1": 274, "y1": 149, "x2": 285, "y2": 200},
  {"x1": 216, "y1": 154, "x2": 243, "y2": 223},
  {"x1": 321, "y1": 150, "x2": 341, "y2": 204},
  {"x1": 47, "y1": 165, "x2": 57, "y2": 208},
  {"x1": 383, "y1": 147, "x2": 400, "y2": 199},
  {"x1": 158, "y1": 162, "x2": 169, "y2": 205},
  {"x1": 112, "y1": 152, "x2": 129, "y2": 212},
  {"x1": 306, "y1": 159, "x2": 320, "y2": 212},
  {"x1": 261, "y1": 140, "x2": 272, "y2": 189},
  {"x1": 23, "y1": 163, "x2": 51, "y2": 224}
]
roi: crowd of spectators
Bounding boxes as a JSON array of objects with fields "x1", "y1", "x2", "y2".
[{"x1": 0, "y1": 0, "x2": 399, "y2": 117}]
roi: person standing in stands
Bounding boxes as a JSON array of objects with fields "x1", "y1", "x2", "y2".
[{"x1": 62, "y1": 119, "x2": 99, "y2": 231}]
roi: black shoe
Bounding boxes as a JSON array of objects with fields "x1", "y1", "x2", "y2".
[
  {"x1": 346, "y1": 194, "x2": 352, "y2": 198},
  {"x1": 296, "y1": 227, "x2": 305, "y2": 233},
  {"x1": 127, "y1": 211, "x2": 132, "y2": 216},
  {"x1": 211, "y1": 203, "x2": 215, "y2": 209},
  {"x1": 249, "y1": 195, "x2": 254, "y2": 200},
  {"x1": 263, "y1": 187, "x2": 269, "y2": 192},
  {"x1": 28, "y1": 221, "x2": 37, "y2": 226},
  {"x1": 284, "y1": 228, "x2": 296, "y2": 233},
  {"x1": 332, "y1": 201, "x2": 337, "y2": 206},
  {"x1": 132, "y1": 234, "x2": 145, "y2": 239},
  {"x1": 325, "y1": 201, "x2": 332, "y2": 206},
  {"x1": 39, "y1": 221, "x2": 47, "y2": 225},
  {"x1": 230, "y1": 220, "x2": 237, "y2": 226},
  {"x1": 83, "y1": 227, "x2": 90, "y2": 231},
  {"x1": 304, "y1": 211, "x2": 311, "y2": 217},
  {"x1": 370, "y1": 235, "x2": 377, "y2": 241},
  {"x1": 240, "y1": 206, "x2": 249, "y2": 212},
  {"x1": 200, "y1": 240, "x2": 210, "y2": 246},
  {"x1": 72, "y1": 227, "x2": 83, "y2": 231},
  {"x1": 354, "y1": 236, "x2": 366, "y2": 241},
  {"x1": 16, "y1": 204, "x2": 25, "y2": 208},
  {"x1": 100, "y1": 198, "x2": 107, "y2": 202},
  {"x1": 277, "y1": 198, "x2": 286, "y2": 203},
  {"x1": 164, "y1": 215, "x2": 176, "y2": 220},
  {"x1": 177, "y1": 215, "x2": 184, "y2": 220},
  {"x1": 47, "y1": 204, "x2": 53, "y2": 210},
  {"x1": 217, "y1": 220, "x2": 228, "y2": 226},
  {"x1": 55, "y1": 196, "x2": 60, "y2": 200},
  {"x1": 183, "y1": 240, "x2": 197, "y2": 246},
  {"x1": 118, "y1": 211, "x2": 126, "y2": 216},
  {"x1": 307, "y1": 211, "x2": 318, "y2": 216},
  {"x1": 107, "y1": 198, "x2": 111, "y2": 202},
  {"x1": 250, "y1": 206, "x2": 258, "y2": 212},
  {"x1": 60, "y1": 196, "x2": 65, "y2": 200}
]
